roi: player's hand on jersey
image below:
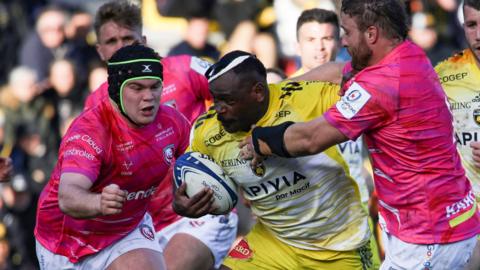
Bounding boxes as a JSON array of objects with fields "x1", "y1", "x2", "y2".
[
  {"x1": 99, "y1": 184, "x2": 127, "y2": 215},
  {"x1": 0, "y1": 157, "x2": 13, "y2": 182},
  {"x1": 173, "y1": 182, "x2": 216, "y2": 218},
  {"x1": 471, "y1": 142, "x2": 480, "y2": 168},
  {"x1": 238, "y1": 136, "x2": 268, "y2": 170}
]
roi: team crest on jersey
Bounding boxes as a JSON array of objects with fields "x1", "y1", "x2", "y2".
[
  {"x1": 473, "y1": 109, "x2": 480, "y2": 126},
  {"x1": 251, "y1": 163, "x2": 266, "y2": 177},
  {"x1": 163, "y1": 144, "x2": 175, "y2": 165},
  {"x1": 228, "y1": 238, "x2": 253, "y2": 260},
  {"x1": 139, "y1": 224, "x2": 155, "y2": 241}
]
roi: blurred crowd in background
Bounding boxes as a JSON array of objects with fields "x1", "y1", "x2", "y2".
[{"x1": 0, "y1": 0, "x2": 468, "y2": 269}]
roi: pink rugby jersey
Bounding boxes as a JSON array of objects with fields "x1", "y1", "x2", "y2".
[
  {"x1": 84, "y1": 55, "x2": 212, "y2": 123},
  {"x1": 324, "y1": 40, "x2": 480, "y2": 244},
  {"x1": 35, "y1": 100, "x2": 190, "y2": 262}
]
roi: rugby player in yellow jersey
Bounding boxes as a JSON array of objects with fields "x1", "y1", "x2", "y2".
[
  {"x1": 435, "y1": 1, "x2": 480, "y2": 268},
  {"x1": 173, "y1": 51, "x2": 373, "y2": 270}
]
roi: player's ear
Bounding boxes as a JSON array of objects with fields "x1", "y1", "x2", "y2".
[
  {"x1": 252, "y1": 82, "x2": 267, "y2": 102},
  {"x1": 365, "y1": 25, "x2": 379, "y2": 44}
]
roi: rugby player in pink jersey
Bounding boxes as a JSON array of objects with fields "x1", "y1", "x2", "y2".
[
  {"x1": 35, "y1": 44, "x2": 192, "y2": 269},
  {"x1": 240, "y1": 0, "x2": 480, "y2": 268},
  {"x1": 84, "y1": 2, "x2": 238, "y2": 270}
]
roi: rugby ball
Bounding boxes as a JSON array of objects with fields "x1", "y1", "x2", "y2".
[{"x1": 173, "y1": 152, "x2": 238, "y2": 215}]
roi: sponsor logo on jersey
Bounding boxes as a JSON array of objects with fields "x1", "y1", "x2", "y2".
[
  {"x1": 155, "y1": 127, "x2": 174, "y2": 141},
  {"x1": 472, "y1": 94, "x2": 480, "y2": 103},
  {"x1": 66, "y1": 134, "x2": 81, "y2": 143},
  {"x1": 81, "y1": 135, "x2": 103, "y2": 154},
  {"x1": 228, "y1": 238, "x2": 253, "y2": 260},
  {"x1": 116, "y1": 141, "x2": 134, "y2": 152},
  {"x1": 445, "y1": 190, "x2": 475, "y2": 219},
  {"x1": 220, "y1": 158, "x2": 248, "y2": 168},
  {"x1": 139, "y1": 224, "x2": 155, "y2": 241},
  {"x1": 338, "y1": 140, "x2": 361, "y2": 155},
  {"x1": 64, "y1": 148, "x2": 95, "y2": 160},
  {"x1": 440, "y1": 72, "x2": 468, "y2": 83},
  {"x1": 162, "y1": 84, "x2": 176, "y2": 95},
  {"x1": 275, "y1": 110, "x2": 291, "y2": 118},
  {"x1": 473, "y1": 109, "x2": 480, "y2": 126},
  {"x1": 121, "y1": 160, "x2": 133, "y2": 176},
  {"x1": 65, "y1": 134, "x2": 103, "y2": 154},
  {"x1": 204, "y1": 128, "x2": 227, "y2": 145},
  {"x1": 455, "y1": 131, "x2": 479, "y2": 145},
  {"x1": 346, "y1": 89, "x2": 362, "y2": 102},
  {"x1": 163, "y1": 144, "x2": 175, "y2": 165},
  {"x1": 126, "y1": 186, "x2": 157, "y2": 201},
  {"x1": 243, "y1": 171, "x2": 307, "y2": 197},
  {"x1": 252, "y1": 163, "x2": 265, "y2": 177},
  {"x1": 123, "y1": 160, "x2": 133, "y2": 170},
  {"x1": 449, "y1": 102, "x2": 472, "y2": 111},
  {"x1": 336, "y1": 82, "x2": 371, "y2": 119}
]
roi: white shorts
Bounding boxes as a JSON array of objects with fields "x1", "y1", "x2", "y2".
[
  {"x1": 156, "y1": 213, "x2": 238, "y2": 268},
  {"x1": 380, "y1": 229, "x2": 476, "y2": 270},
  {"x1": 36, "y1": 213, "x2": 165, "y2": 270}
]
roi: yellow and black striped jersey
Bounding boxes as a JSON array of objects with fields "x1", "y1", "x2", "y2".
[
  {"x1": 190, "y1": 80, "x2": 370, "y2": 251},
  {"x1": 435, "y1": 49, "x2": 480, "y2": 199}
]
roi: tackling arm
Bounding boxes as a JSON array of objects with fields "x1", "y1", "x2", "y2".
[
  {"x1": 243, "y1": 116, "x2": 348, "y2": 167},
  {"x1": 290, "y1": 62, "x2": 346, "y2": 84}
]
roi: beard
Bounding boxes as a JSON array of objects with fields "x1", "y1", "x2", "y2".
[{"x1": 349, "y1": 37, "x2": 373, "y2": 71}]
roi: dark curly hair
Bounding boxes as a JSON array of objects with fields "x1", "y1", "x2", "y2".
[{"x1": 341, "y1": 0, "x2": 408, "y2": 41}]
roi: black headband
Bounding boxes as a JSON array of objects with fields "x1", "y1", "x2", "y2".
[{"x1": 205, "y1": 51, "x2": 253, "y2": 83}]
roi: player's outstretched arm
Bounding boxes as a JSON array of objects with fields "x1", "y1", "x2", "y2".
[
  {"x1": 58, "y1": 173, "x2": 127, "y2": 219},
  {"x1": 172, "y1": 182, "x2": 216, "y2": 218},
  {"x1": 290, "y1": 62, "x2": 346, "y2": 84},
  {"x1": 282, "y1": 117, "x2": 348, "y2": 156},
  {"x1": 0, "y1": 157, "x2": 13, "y2": 182},
  {"x1": 240, "y1": 116, "x2": 348, "y2": 168}
]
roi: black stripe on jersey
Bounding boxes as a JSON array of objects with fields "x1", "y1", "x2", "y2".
[
  {"x1": 280, "y1": 81, "x2": 303, "y2": 99},
  {"x1": 195, "y1": 111, "x2": 216, "y2": 129}
]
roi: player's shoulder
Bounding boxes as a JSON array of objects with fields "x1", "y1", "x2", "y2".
[
  {"x1": 163, "y1": 55, "x2": 211, "y2": 76},
  {"x1": 435, "y1": 49, "x2": 469, "y2": 74},
  {"x1": 192, "y1": 107, "x2": 218, "y2": 132},
  {"x1": 270, "y1": 80, "x2": 339, "y2": 102}
]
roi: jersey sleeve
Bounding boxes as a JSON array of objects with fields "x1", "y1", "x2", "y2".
[
  {"x1": 324, "y1": 80, "x2": 392, "y2": 140},
  {"x1": 187, "y1": 112, "x2": 213, "y2": 155},
  {"x1": 309, "y1": 81, "x2": 341, "y2": 116},
  {"x1": 60, "y1": 123, "x2": 104, "y2": 182},
  {"x1": 277, "y1": 81, "x2": 340, "y2": 121}
]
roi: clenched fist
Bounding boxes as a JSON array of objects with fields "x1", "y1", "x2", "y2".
[{"x1": 99, "y1": 184, "x2": 127, "y2": 215}]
